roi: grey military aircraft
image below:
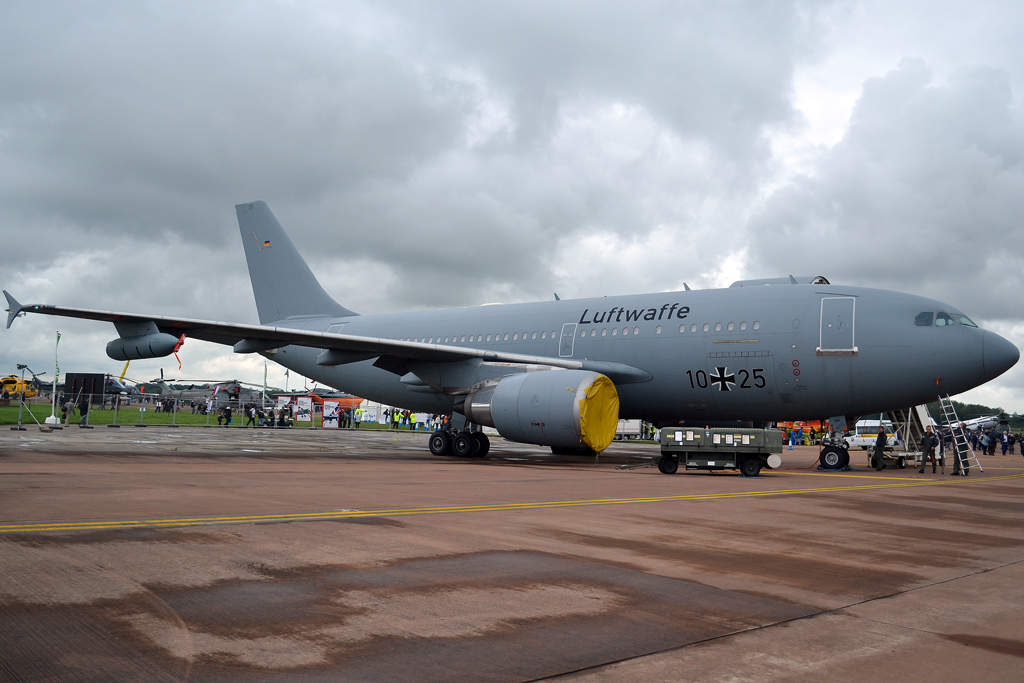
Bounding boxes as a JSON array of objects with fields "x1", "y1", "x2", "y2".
[
  {"x1": 136, "y1": 374, "x2": 261, "y2": 408},
  {"x1": 103, "y1": 375, "x2": 135, "y2": 396},
  {"x1": 4, "y1": 201, "x2": 1019, "y2": 465}
]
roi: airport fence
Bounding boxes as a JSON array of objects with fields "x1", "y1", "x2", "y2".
[
  {"x1": 2, "y1": 393, "x2": 299, "y2": 429},
  {"x1": 2, "y1": 393, "x2": 433, "y2": 432}
]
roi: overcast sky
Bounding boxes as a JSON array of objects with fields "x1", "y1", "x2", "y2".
[{"x1": 3, "y1": 0, "x2": 1024, "y2": 411}]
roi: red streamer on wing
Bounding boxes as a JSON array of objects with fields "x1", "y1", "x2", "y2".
[{"x1": 173, "y1": 334, "x2": 186, "y2": 370}]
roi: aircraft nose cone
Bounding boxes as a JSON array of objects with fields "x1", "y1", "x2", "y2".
[{"x1": 983, "y1": 330, "x2": 1019, "y2": 381}]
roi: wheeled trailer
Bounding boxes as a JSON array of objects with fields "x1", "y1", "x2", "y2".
[
  {"x1": 868, "y1": 449, "x2": 916, "y2": 469},
  {"x1": 658, "y1": 427, "x2": 784, "y2": 476}
]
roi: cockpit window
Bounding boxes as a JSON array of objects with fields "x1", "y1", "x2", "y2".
[
  {"x1": 915, "y1": 312, "x2": 933, "y2": 327},
  {"x1": 935, "y1": 312, "x2": 955, "y2": 326},
  {"x1": 952, "y1": 313, "x2": 977, "y2": 328}
]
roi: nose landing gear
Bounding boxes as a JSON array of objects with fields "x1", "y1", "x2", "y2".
[
  {"x1": 820, "y1": 417, "x2": 853, "y2": 470},
  {"x1": 819, "y1": 445, "x2": 850, "y2": 470}
]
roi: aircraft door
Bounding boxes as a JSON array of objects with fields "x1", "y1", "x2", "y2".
[
  {"x1": 559, "y1": 323, "x2": 577, "y2": 357},
  {"x1": 818, "y1": 297, "x2": 857, "y2": 356}
]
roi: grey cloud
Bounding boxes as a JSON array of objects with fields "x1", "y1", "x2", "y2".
[
  {"x1": 747, "y1": 58, "x2": 1024, "y2": 320},
  {"x1": 402, "y1": 1, "x2": 807, "y2": 157},
  {"x1": 1, "y1": 2, "x2": 468, "y2": 245},
  {"x1": 745, "y1": 56, "x2": 1024, "y2": 407},
  {"x1": 2, "y1": 1, "x2": 806, "y2": 279}
]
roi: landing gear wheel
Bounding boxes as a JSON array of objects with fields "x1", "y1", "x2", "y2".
[
  {"x1": 741, "y1": 458, "x2": 762, "y2": 477},
  {"x1": 428, "y1": 430, "x2": 452, "y2": 456},
  {"x1": 820, "y1": 447, "x2": 844, "y2": 470},
  {"x1": 658, "y1": 456, "x2": 678, "y2": 474},
  {"x1": 471, "y1": 432, "x2": 490, "y2": 457},
  {"x1": 452, "y1": 431, "x2": 476, "y2": 457},
  {"x1": 839, "y1": 450, "x2": 850, "y2": 469}
]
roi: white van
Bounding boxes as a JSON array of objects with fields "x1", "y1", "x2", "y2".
[{"x1": 846, "y1": 420, "x2": 899, "y2": 450}]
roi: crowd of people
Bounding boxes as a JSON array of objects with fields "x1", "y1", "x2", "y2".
[
  {"x1": 968, "y1": 428, "x2": 1017, "y2": 455},
  {"x1": 213, "y1": 401, "x2": 296, "y2": 427}
]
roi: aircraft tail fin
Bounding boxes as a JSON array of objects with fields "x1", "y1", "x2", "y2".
[
  {"x1": 4, "y1": 290, "x2": 25, "y2": 329},
  {"x1": 235, "y1": 201, "x2": 357, "y2": 324}
]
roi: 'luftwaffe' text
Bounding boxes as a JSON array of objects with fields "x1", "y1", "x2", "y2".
[{"x1": 579, "y1": 304, "x2": 689, "y2": 325}]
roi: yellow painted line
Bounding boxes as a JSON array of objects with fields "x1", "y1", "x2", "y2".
[
  {"x1": 2, "y1": 472, "x2": 1023, "y2": 535},
  {"x1": 786, "y1": 472, "x2": 923, "y2": 481}
]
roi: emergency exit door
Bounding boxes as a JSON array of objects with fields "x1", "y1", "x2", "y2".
[
  {"x1": 559, "y1": 323, "x2": 577, "y2": 357},
  {"x1": 818, "y1": 297, "x2": 857, "y2": 356}
]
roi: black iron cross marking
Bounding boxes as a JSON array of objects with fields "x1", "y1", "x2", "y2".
[{"x1": 710, "y1": 366, "x2": 736, "y2": 391}]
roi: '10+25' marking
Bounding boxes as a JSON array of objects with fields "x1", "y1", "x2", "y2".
[{"x1": 687, "y1": 367, "x2": 766, "y2": 391}]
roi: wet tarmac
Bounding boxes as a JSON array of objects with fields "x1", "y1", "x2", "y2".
[{"x1": 1, "y1": 427, "x2": 1023, "y2": 682}]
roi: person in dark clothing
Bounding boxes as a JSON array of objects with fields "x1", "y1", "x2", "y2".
[
  {"x1": 873, "y1": 426, "x2": 887, "y2": 471},
  {"x1": 919, "y1": 425, "x2": 940, "y2": 473}
]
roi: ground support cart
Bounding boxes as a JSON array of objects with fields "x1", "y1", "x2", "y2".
[
  {"x1": 868, "y1": 448, "x2": 916, "y2": 470},
  {"x1": 658, "y1": 427, "x2": 784, "y2": 476}
]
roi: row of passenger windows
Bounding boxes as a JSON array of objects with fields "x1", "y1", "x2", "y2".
[
  {"x1": 915, "y1": 311, "x2": 977, "y2": 327},
  {"x1": 394, "y1": 321, "x2": 760, "y2": 344},
  {"x1": 579, "y1": 321, "x2": 761, "y2": 337},
  {"x1": 399, "y1": 331, "x2": 557, "y2": 344}
]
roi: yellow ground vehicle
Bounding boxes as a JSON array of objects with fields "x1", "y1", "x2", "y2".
[{"x1": 1, "y1": 374, "x2": 38, "y2": 398}]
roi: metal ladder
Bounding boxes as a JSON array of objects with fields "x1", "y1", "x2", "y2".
[{"x1": 938, "y1": 395, "x2": 984, "y2": 475}]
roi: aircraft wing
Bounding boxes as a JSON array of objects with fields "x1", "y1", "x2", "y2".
[{"x1": 4, "y1": 293, "x2": 651, "y2": 384}]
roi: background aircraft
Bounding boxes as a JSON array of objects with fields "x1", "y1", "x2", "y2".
[
  {"x1": 958, "y1": 415, "x2": 1000, "y2": 431},
  {"x1": 2, "y1": 374, "x2": 37, "y2": 398},
  {"x1": 1, "y1": 365, "x2": 54, "y2": 398},
  {"x1": 134, "y1": 371, "x2": 263, "y2": 407},
  {"x1": 103, "y1": 375, "x2": 135, "y2": 395},
  {"x1": 5, "y1": 201, "x2": 1019, "y2": 464}
]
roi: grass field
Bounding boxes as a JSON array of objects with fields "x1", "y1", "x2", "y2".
[
  {"x1": 0, "y1": 403, "x2": 415, "y2": 431},
  {"x1": 2, "y1": 401, "x2": 660, "y2": 443}
]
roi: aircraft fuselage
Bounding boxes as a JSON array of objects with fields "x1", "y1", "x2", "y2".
[{"x1": 262, "y1": 283, "x2": 1014, "y2": 424}]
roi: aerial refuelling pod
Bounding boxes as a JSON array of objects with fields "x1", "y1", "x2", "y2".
[
  {"x1": 461, "y1": 370, "x2": 619, "y2": 453},
  {"x1": 106, "y1": 333, "x2": 180, "y2": 361}
]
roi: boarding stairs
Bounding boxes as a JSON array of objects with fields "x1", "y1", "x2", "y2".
[
  {"x1": 887, "y1": 405, "x2": 931, "y2": 457},
  {"x1": 938, "y1": 395, "x2": 984, "y2": 475}
]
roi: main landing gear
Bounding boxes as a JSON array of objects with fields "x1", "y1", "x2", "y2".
[
  {"x1": 429, "y1": 429, "x2": 490, "y2": 458},
  {"x1": 818, "y1": 445, "x2": 850, "y2": 470}
]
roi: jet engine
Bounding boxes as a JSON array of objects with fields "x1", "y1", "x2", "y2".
[
  {"x1": 106, "y1": 333, "x2": 180, "y2": 361},
  {"x1": 459, "y1": 369, "x2": 619, "y2": 453}
]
